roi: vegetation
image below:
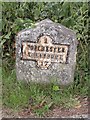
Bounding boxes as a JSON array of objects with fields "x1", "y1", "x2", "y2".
[
  {"x1": 2, "y1": 64, "x2": 88, "y2": 117},
  {"x1": 1, "y1": 2, "x2": 89, "y2": 117}
]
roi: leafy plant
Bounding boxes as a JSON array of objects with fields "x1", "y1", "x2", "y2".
[{"x1": 2, "y1": 2, "x2": 89, "y2": 117}]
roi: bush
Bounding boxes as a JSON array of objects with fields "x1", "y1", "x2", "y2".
[
  {"x1": 2, "y1": 2, "x2": 89, "y2": 90},
  {"x1": 1, "y1": 2, "x2": 89, "y2": 116}
]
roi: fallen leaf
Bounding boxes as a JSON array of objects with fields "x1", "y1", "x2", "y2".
[{"x1": 74, "y1": 104, "x2": 81, "y2": 109}]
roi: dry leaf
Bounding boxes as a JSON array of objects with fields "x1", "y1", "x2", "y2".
[{"x1": 74, "y1": 104, "x2": 81, "y2": 109}]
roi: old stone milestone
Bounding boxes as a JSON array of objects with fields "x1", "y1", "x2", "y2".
[{"x1": 16, "y1": 19, "x2": 77, "y2": 85}]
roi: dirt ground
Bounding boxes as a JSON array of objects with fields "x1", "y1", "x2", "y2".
[{"x1": 2, "y1": 96, "x2": 88, "y2": 118}]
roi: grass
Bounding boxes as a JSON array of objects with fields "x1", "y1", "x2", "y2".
[
  {"x1": 2, "y1": 59, "x2": 88, "y2": 117},
  {"x1": 1, "y1": 2, "x2": 89, "y2": 117}
]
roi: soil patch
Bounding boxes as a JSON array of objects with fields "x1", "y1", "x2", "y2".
[{"x1": 2, "y1": 96, "x2": 88, "y2": 118}]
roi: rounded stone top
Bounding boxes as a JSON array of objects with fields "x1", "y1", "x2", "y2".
[
  {"x1": 17, "y1": 19, "x2": 76, "y2": 36},
  {"x1": 35, "y1": 18, "x2": 76, "y2": 36},
  {"x1": 16, "y1": 19, "x2": 77, "y2": 45}
]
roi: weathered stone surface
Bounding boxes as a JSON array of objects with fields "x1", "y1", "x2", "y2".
[{"x1": 16, "y1": 19, "x2": 77, "y2": 85}]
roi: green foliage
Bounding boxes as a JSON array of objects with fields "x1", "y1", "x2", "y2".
[
  {"x1": 52, "y1": 85, "x2": 60, "y2": 91},
  {"x1": 2, "y1": 64, "x2": 87, "y2": 116},
  {"x1": 2, "y1": 2, "x2": 89, "y2": 117}
]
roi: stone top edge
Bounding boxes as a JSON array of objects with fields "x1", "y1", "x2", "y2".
[
  {"x1": 16, "y1": 18, "x2": 76, "y2": 37},
  {"x1": 35, "y1": 18, "x2": 53, "y2": 25}
]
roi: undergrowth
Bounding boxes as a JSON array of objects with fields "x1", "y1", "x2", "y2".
[
  {"x1": 2, "y1": 58, "x2": 88, "y2": 117},
  {"x1": 1, "y1": 2, "x2": 89, "y2": 117}
]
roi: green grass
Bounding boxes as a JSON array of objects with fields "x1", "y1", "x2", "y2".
[
  {"x1": 1, "y1": 2, "x2": 89, "y2": 117},
  {"x1": 2, "y1": 59, "x2": 88, "y2": 117}
]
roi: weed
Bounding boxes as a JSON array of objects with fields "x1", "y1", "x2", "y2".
[
  {"x1": 2, "y1": 59, "x2": 88, "y2": 116},
  {"x1": 1, "y1": 2, "x2": 89, "y2": 117}
]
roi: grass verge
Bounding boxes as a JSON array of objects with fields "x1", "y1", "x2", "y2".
[{"x1": 2, "y1": 59, "x2": 88, "y2": 117}]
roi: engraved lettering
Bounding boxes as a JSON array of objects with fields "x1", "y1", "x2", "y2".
[
  {"x1": 58, "y1": 47, "x2": 62, "y2": 53},
  {"x1": 22, "y1": 35, "x2": 69, "y2": 69},
  {"x1": 62, "y1": 48, "x2": 65, "y2": 52},
  {"x1": 50, "y1": 47, "x2": 53, "y2": 52},
  {"x1": 44, "y1": 37, "x2": 47, "y2": 43}
]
